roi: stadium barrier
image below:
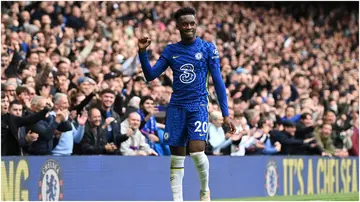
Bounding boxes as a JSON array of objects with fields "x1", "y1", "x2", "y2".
[{"x1": 1, "y1": 156, "x2": 358, "y2": 201}]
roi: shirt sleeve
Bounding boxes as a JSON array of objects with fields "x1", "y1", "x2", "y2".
[
  {"x1": 207, "y1": 43, "x2": 229, "y2": 117},
  {"x1": 138, "y1": 46, "x2": 170, "y2": 81},
  {"x1": 72, "y1": 124, "x2": 85, "y2": 143},
  {"x1": 208, "y1": 124, "x2": 218, "y2": 147}
]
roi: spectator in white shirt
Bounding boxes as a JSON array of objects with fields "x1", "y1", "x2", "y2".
[
  {"x1": 120, "y1": 112, "x2": 158, "y2": 156},
  {"x1": 208, "y1": 111, "x2": 233, "y2": 155}
]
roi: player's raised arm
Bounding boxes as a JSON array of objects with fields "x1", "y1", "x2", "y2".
[
  {"x1": 137, "y1": 37, "x2": 169, "y2": 81},
  {"x1": 208, "y1": 44, "x2": 236, "y2": 134}
]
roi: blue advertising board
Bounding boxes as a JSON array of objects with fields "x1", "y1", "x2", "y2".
[{"x1": 1, "y1": 156, "x2": 358, "y2": 201}]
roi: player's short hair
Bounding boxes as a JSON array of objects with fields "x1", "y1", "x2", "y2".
[{"x1": 173, "y1": 7, "x2": 196, "y2": 22}]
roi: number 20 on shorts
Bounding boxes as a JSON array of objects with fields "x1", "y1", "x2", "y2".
[{"x1": 194, "y1": 121, "x2": 208, "y2": 133}]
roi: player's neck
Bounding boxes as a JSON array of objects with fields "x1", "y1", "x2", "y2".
[{"x1": 181, "y1": 36, "x2": 197, "y2": 45}]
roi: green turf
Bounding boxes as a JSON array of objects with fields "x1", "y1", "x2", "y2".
[{"x1": 216, "y1": 192, "x2": 359, "y2": 201}]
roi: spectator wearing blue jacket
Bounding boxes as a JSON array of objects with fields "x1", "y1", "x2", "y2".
[
  {"x1": 27, "y1": 96, "x2": 67, "y2": 155},
  {"x1": 138, "y1": 96, "x2": 169, "y2": 155},
  {"x1": 270, "y1": 121, "x2": 316, "y2": 155},
  {"x1": 139, "y1": 96, "x2": 159, "y2": 148},
  {"x1": 50, "y1": 93, "x2": 86, "y2": 156}
]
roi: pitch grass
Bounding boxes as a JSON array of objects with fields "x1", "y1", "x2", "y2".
[{"x1": 216, "y1": 192, "x2": 359, "y2": 201}]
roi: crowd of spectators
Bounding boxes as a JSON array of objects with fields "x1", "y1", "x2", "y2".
[{"x1": 1, "y1": 1, "x2": 358, "y2": 157}]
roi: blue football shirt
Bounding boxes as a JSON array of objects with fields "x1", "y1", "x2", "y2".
[{"x1": 139, "y1": 37, "x2": 229, "y2": 117}]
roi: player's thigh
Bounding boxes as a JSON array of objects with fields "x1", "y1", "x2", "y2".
[
  {"x1": 164, "y1": 106, "x2": 187, "y2": 147},
  {"x1": 186, "y1": 106, "x2": 209, "y2": 142}
]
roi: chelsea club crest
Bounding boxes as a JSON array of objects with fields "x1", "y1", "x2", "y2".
[
  {"x1": 39, "y1": 159, "x2": 64, "y2": 201},
  {"x1": 195, "y1": 52, "x2": 203, "y2": 60},
  {"x1": 265, "y1": 160, "x2": 279, "y2": 197}
]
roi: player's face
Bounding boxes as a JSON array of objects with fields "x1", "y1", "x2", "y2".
[{"x1": 177, "y1": 15, "x2": 197, "y2": 40}]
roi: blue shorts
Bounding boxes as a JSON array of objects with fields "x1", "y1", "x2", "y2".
[{"x1": 164, "y1": 105, "x2": 209, "y2": 147}]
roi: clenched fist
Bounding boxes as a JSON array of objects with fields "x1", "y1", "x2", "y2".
[{"x1": 138, "y1": 37, "x2": 151, "y2": 52}]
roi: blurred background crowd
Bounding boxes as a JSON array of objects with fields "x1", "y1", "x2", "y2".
[{"x1": 1, "y1": 1, "x2": 358, "y2": 157}]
